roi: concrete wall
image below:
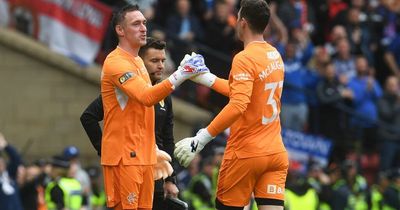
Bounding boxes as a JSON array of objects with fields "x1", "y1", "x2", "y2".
[
  {"x1": 0, "y1": 43, "x2": 101, "y2": 163},
  {"x1": 0, "y1": 28, "x2": 211, "y2": 165}
]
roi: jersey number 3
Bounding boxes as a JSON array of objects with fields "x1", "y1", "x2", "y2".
[{"x1": 262, "y1": 81, "x2": 283, "y2": 125}]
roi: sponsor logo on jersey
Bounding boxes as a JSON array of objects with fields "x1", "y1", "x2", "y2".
[
  {"x1": 267, "y1": 184, "x2": 284, "y2": 194},
  {"x1": 267, "y1": 51, "x2": 280, "y2": 60},
  {"x1": 119, "y1": 72, "x2": 135, "y2": 84},
  {"x1": 233, "y1": 73, "x2": 252, "y2": 81}
]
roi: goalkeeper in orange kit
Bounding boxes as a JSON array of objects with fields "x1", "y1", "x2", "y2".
[
  {"x1": 81, "y1": 4, "x2": 209, "y2": 210},
  {"x1": 175, "y1": 1, "x2": 289, "y2": 210},
  {"x1": 81, "y1": 37, "x2": 189, "y2": 209}
]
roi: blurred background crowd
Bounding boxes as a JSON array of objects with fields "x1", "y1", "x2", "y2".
[{"x1": 1, "y1": 0, "x2": 400, "y2": 209}]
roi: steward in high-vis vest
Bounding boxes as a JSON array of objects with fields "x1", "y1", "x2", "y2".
[
  {"x1": 382, "y1": 168, "x2": 400, "y2": 210},
  {"x1": 285, "y1": 176, "x2": 318, "y2": 210},
  {"x1": 182, "y1": 157, "x2": 215, "y2": 210},
  {"x1": 45, "y1": 155, "x2": 82, "y2": 210},
  {"x1": 86, "y1": 166, "x2": 106, "y2": 210}
]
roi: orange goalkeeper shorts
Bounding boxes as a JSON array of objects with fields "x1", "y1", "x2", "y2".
[
  {"x1": 216, "y1": 151, "x2": 288, "y2": 207},
  {"x1": 103, "y1": 161, "x2": 154, "y2": 209}
]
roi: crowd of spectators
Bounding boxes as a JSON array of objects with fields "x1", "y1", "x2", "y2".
[{"x1": 0, "y1": 132, "x2": 108, "y2": 210}]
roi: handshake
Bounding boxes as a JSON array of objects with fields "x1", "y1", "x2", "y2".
[{"x1": 168, "y1": 52, "x2": 217, "y2": 88}]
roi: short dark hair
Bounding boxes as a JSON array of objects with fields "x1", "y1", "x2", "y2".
[
  {"x1": 239, "y1": 0, "x2": 270, "y2": 34},
  {"x1": 139, "y1": 37, "x2": 166, "y2": 57},
  {"x1": 111, "y1": 4, "x2": 140, "y2": 32}
]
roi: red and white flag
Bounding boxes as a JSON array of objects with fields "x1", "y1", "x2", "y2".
[{"x1": 8, "y1": 0, "x2": 112, "y2": 65}]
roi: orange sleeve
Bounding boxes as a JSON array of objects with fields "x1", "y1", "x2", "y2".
[
  {"x1": 207, "y1": 55, "x2": 255, "y2": 136},
  {"x1": 122, "y1": 79, "x2": 173, "y2": 106},
  {"x1": 105, "y1": 59, "x2": 174, "y2": 106},
  {"x1": 211, "y1": 78, "x2": 229, "y2": 97}
]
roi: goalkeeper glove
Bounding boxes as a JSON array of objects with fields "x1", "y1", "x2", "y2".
[
  {"x1": 190, "y1": 72, "x2": 217, "y2": 87},
  {"x1": 154, "y1": 149, "x2": 174, "y2": 180},
  {"x1": 174, "y1": 128, "x2": 214, "y2": 167},
  {"x1": 168, "y1": 53, "x2": 209, "y2": 88}
]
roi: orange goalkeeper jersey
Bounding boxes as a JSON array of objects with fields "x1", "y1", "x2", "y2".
[
  {"x1": 101, "y1": 47, "x2": 173, "y2": 166},
  {"x1": 208, "y1": 41, "x2": 286, "y2": 159}
]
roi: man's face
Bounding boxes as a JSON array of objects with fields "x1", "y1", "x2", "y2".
[
  {"x1": 118, "y1": 10, "x2": 147, "y2": 47},
  {"x1": 143, "y1": 48, "x2": 166, "y2": 83},
  {"x1": 356, "y1": 57, "x2": 368, "y2": 76},
  {"x1": 386, "y1": 76, "x2": 399, "y2": 94}
]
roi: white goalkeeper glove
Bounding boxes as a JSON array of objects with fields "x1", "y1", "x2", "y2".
[
  {"x1": 190, "y1": 72, "x2": 217, "y2": 87},
  {"x1": 154, "y1": 149, "x2": 174, "y2": 180},
  {"x1": 168, "y1": 53, "x2": 209, "y2": 88},
  {"x1": 174, "y1": 128, "x2": 214, "y2": 167}
]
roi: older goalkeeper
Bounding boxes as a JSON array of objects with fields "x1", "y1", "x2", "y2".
[{"x1": 80, "y1": 5, "x2": 208, "y2": 210}]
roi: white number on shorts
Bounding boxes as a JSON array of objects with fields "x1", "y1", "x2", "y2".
[{"x1": 262, "y1": 81, "x2": 283, "y2": 125}]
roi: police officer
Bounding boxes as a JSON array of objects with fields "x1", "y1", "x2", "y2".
[{"x1": 45, "y1": 155, "x2": 82, "y2": 210}]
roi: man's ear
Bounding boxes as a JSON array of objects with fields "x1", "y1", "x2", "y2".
[
  {"x1": 115, "y1": 25, "x2": 124, "y2": 37},
  {"x1": 241, "y1": 18, "x2": 248, "y2": 29}
]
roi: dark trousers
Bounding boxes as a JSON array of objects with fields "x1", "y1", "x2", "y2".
[{"x1": 153, "y1": 192, "x2": 165, "y2": 210}]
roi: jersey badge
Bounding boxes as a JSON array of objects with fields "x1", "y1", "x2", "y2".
[
  {"x1": 127, "y1": 192, "x2": 137, "y2": 204},
  {"x1": 119, "y1": 72, "x2": 135, "y2": 84}
]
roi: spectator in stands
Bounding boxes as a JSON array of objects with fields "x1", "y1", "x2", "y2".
[
  {"x1": 308, "y1": 46, "x2": 331, "y2": 75},
  {"x1": 166, "y1": 0, "x2": 204, "y2": 63},
  {"x1": 327, "y1": 0, "x2": 348, "y2": 24},
  {"x1": 263, "y1": 1, "x2": 288, "y2": 54},
  {"x1": 290, "y1": 24, "x2": 315, "y2": 66},
  {"x1": 204, "y1": 0, "x2": 236, "y2": 57},
  {"x1": 347, "y1": 56, "x2": 382, "y2": 153},
  {"x1": 0, "y1": 132, "x2": 23, "y2": 210},
  {"x1": 332, "y1": 38, "x2": 356, "y2": 84},
  {"x1": 344, "y1": 7, "x2": 374, "y2": 64},
  {"x1": 19, "y1": 159, "x2": 50, "y2": 210},
  {"x1": 277, "y1": 0, "x2": 316, "y2": 34},
  {"x1": 280, "y1": 40, "x2": 310, "y2": 131},
  {"x1": 325, "y1": 25, "x2": 348, "y2": 55},
  {"x1": 384, "y1": 33, "x2": 400, "y2": 79},
  {"x1": 378, "y1": 76, "x2": 400, "y2": 172},
  {"x1": 62, "y1": 146, "x2": 91, "y2": 210},
  {"x1": 166, "y1": 0, "x2": 205, "y2": 103},
  {"x1": 333, "y1": 0, "x2": 369, "y2": 26},
  {"x1": 200, "y1": 0, "x2": 237, "y2": 109},
  {"x1": 317, "y1": 62, "x2": 353, "y2": 156},
  {"x1": 376, "y1": 0, "x2": 400, "y2": 46},
  {"x1": 290, "y1": 27, "x2": 319, "y2": 132}
]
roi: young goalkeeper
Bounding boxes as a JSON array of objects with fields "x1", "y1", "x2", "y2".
[{"x1": 174, "y1": 1, "x2": 288, "y2": 209}]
